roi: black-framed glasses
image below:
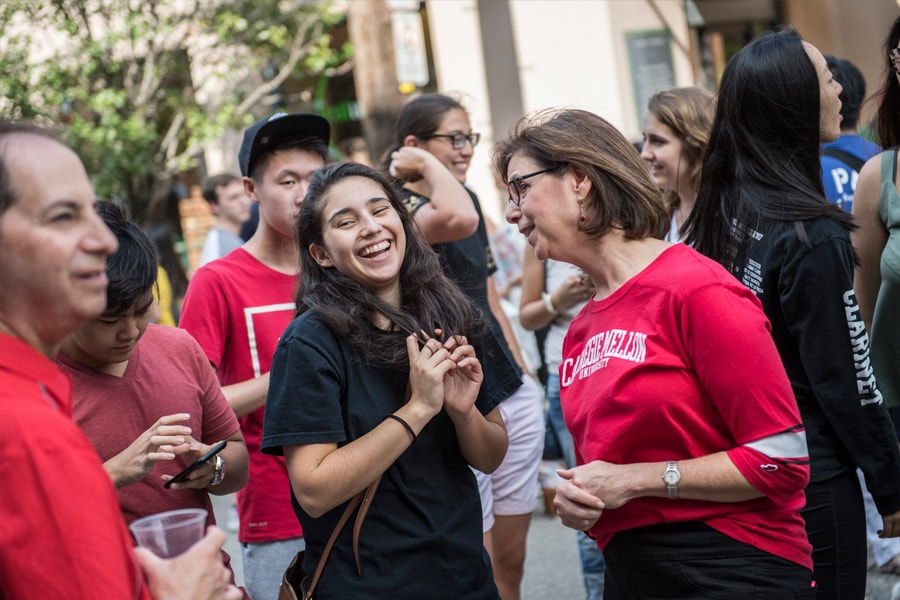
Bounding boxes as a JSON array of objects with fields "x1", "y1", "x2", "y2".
[
  {"x1": 507, "y1": 168, "x2": 555, "y2": 207},
  {"x1": 419, "y1": 132, "x2": 480, "y2": 149}
]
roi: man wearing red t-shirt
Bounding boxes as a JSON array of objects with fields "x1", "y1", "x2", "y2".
[
  {"x1": 180, "y1": 113, "x2": 330, "y2": 600},
  {"x1": 0, "y1": 122, "x2": 240, "y2": 600}
]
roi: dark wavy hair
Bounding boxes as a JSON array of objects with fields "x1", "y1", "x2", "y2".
[
  {"x1": 96, "y1": 200, "x2": 159, "y2": 315},
  {"x1": 873, "y1": 16, "x2": 900, "y2": 148},
  {"x1": 685, "y1": 28, "x2": 854, "y2": 270},
  {"x1": 295, "y1": 161, "x2": 481, "y2": 367}
]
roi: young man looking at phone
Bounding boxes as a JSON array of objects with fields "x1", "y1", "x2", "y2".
[
  {"x1": 56, "y1": 202, "x2": 248, "y2": 546},
  {"x1": 180, "y1": 112, "x2": 330, "y2": 600},
  {"x1": 0, "y1": 121, "x2": 242, "y2": 600}
]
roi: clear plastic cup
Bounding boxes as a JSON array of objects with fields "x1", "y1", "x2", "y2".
[{"x1": 129, "y1": 508, "x2": 208, "y2": 558}]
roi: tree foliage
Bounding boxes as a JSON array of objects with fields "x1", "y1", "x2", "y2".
[{"x1": 0, "y1": 0, "x2": 350, "y2": 218}]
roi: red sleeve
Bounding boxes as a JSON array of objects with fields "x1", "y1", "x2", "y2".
[
  {"x1": 727, "y1": 444, "x2": 809, "y2": 506},
  {"x1": 682, "y1": 282, "x2": 810, "y2": 502},
  {"x1": 180, "y1": 265, "x2": 229, "y2": 369}
]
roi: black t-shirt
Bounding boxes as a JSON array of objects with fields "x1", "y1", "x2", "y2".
[
  {"x1": 733, "y1": 216, "x2": 900, "y2": 514},
  {"x1": 262, "y1": 312, "x2": 500, "y2": 599},
  {"x1": 401, "y1": 187, "x2": 522, "y2": 406}
]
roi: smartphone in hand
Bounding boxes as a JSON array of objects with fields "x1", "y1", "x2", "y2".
[{"x1": 163, "y1": 440, "x2": 227, "y2": 489}]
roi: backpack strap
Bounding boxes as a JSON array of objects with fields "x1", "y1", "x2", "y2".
[{"x1": 822, "y1": 146, "x2": 866, "y2": 174}]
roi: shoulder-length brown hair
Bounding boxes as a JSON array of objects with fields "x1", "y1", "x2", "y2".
[{"x1": 493, "y1": 109, "x2": 667, "y2": 240}]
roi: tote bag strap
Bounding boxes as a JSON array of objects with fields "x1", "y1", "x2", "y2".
[{"x1": 303, "y1": 474, "x2": 383, "y2": 599}]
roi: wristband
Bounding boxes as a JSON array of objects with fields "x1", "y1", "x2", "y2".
[
  {"x1": 384, "y1": 414, "x2": 417, "y2": 443},
  {"x1": 541, "y1": 292, "x2": 559, "y2": 315}
]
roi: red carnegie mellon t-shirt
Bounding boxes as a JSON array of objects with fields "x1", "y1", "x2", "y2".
[{"x1": 560, "y1": 244, "x2": 813, "y2": 570}]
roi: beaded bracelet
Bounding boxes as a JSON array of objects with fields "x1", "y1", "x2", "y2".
[{"x1": 384, "y1": 414, "x2": 417, "y2": 443}]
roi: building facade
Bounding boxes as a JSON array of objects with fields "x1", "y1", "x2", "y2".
[{"x1": 367, "y1": 0, "x2": 897, "y2": 221}]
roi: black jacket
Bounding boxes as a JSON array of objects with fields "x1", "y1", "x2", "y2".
[{"x1": 733, "y1": 216, "x2": 900, "y2": 515}]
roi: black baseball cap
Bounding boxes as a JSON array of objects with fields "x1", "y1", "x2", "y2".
[{"x1": 238, "y1": 112, "x2": 331, "y2": 177}]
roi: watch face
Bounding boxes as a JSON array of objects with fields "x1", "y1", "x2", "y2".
[{"x1": 664, "y1": 472, "x2": 679, "y2": 485}]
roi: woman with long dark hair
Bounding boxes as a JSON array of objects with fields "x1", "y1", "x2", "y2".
[
  {"x1": 851, "y1": 18, "x2": 900, "y2": 580},
  {"x1": 687, "y1": 28, "x2": 900, "y2": 599},
  {"x1": 261, "y1": 162, "x2": 506, "y2": 598}
]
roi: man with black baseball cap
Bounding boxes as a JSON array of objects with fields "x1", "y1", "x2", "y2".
[
  {"x1": 180, "y1": 112, "x2": 331, "y2": 600},
  {"x1": 238, "y1": 113, "x2": 331, "y2": 239}
]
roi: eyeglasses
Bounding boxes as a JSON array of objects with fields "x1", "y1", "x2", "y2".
[
  {"x1": 507, "y1": 167, "x2": 556, "y2": 207},
  {"x1": 418, "y1": 132, "x2": 481, "y2": 150}
]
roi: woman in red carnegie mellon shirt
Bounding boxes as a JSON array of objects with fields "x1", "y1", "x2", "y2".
[{"x1": 496, "y1": 108, "x2": 816, "y2": 598}]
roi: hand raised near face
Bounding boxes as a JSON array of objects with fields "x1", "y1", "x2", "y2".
[
  {"x1": 388, "y1": 146, "x2": 441, "y2": 182},
  {"x1": 551, "y1": 275, "x2": 594, "y2": 312}
]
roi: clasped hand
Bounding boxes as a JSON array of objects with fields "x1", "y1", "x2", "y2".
[
  {"x1": 554, "y1": 275, "x2": 594, "y2": 310},
  {"x1": 554, "y1": 460, "x2": 635, "y2": 532},
  {"x1": 406, "y1": 330, "x2": 483, "y2": 419}
]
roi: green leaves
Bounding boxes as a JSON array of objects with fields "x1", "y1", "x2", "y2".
[{"x1": 0, "y1": 0, "x2": 349, "y2": 220}]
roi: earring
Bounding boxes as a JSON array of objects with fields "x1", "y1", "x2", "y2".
[{"x1": 579, "y1": 202, "x2": 587, "y2": 225}]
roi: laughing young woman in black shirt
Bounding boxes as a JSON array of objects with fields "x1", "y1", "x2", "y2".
[{"x1": 262, "y1": 162, "x2": 506, "y2": 599}]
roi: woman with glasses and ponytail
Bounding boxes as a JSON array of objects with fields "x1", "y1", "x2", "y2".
[{"x1": 386, "y1": 93, "x2": 545, "y2": 600}]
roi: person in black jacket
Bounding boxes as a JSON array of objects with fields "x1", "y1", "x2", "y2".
[{"x1": 687, "y1": 27, "x2": 900, "y2": 600}]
